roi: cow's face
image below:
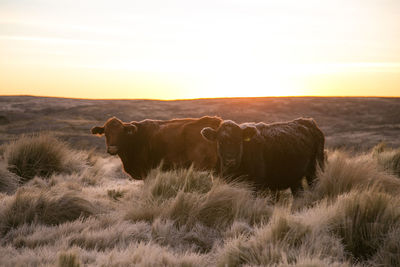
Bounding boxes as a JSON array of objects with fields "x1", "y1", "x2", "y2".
[
  {"x1": 201, "y1": 121, "x2": 257, "y2": 174},
  {"x1": 91, "y1": 117, "x2": 137, "y2": 155}
]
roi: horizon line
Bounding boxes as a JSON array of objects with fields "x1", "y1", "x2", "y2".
[{"x1": 1, "y1": 94, "x2": 400, "y2": 101}]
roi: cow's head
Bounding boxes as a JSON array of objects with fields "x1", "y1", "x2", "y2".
[
  {"x1": 201, "y1": 120, "x2": 257, "y2": 174},
  {"x1": 91, "y1": 117, "x2": 137, "y2": 155}
]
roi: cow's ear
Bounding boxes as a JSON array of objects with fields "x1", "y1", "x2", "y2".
[
  {"x1": 201, "y1": 127, "x2": 217, "y2": 142},
  {"x1": 124, "y1": 123, "x2": 137, "y2": 135},
  {"x1": 242, "y1": 126, "x2": 257, "y2": 142},
  {"x1": 91, "y1": 126, "x2": 104, "y2": 135}
]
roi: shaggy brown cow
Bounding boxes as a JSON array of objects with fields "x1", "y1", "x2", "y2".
[
  {"x1": 91, "y1": 116, "x2": 222, "y2": 179},
  {"x1": 201, "y1": 118, "x2": 325, "y2": 194}
]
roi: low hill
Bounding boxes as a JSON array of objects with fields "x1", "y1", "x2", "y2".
[{"x1": 1, "y1": 96, "x2": 400, "y2": 151}]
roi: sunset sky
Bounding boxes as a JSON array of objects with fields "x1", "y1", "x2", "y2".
[{"x1": 1, "y1": 0, "x2": 399, "y2": 99}]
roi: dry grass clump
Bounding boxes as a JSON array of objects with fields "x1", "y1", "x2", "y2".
[
  {"x1": 126, "y1": 167, "x2": 217, "y2": 224},
  {"x1": 296, "y1": 150, "x2": 400, "y2": 209},
  {"x1": 0, "y1": 162, "x2": 19, "y2": 194},
  {"x1": 58, "y1": 250, "x2": 81, "y2": 267},
  {"x1": 216, "y1": 189, "x2": 400, "y2": 266},
  {"x1": 275, "y1": 258, "x2": 353, "y2": 267},
  {"x1": 153, "y1": 218, "x2": 223, "y2": 253},
  {"x1": 185, "y1": 182, "x2": 272, "y2": 228},
  {"x1": 329, "y1": 190, "x2": 400, "y2": 262},
  {"x1": 78, "y1": 154, "x2": 129, "y2": 186},
  {"x1": 126, "y1": 169, "x2": 273, "y2": 230},
  {"x1": 146, "y1": 166, "x2": 214, "y2": 201},
  {"x1": 94, "y1": 242, "x2": 207, "y2": 266},
  {"x1": 368, "y1": 227, "x2": 400, "y2": 266},
  {"x1": 67, "y1": 220, "x2": 151, "y2": 251},
  {"x1": 310, "y1": 151, "x2": 378, "y2": 199},
  {"x1": 0, "y1": 188, "x2": 96, "y2": 235},
  {"x1": 216, "y1": 208, "x2": 347, "y2": 266},
  {"x1": 373, "y1": 143, "x2": 400, "y2": 177},
  {"x1": 125, "y1": 168, "x2": 273, "y2": 254},
  {"x1": 3, "y1": 134, "x2": 86, "y2": 182}
]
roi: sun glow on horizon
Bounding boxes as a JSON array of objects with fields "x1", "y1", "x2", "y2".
[{"x1": 1, "y1": 0, "x2": 399, "y2": 99}]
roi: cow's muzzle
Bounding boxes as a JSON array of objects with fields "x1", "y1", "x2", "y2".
[{"x1": 107, "y1": 146, "x2": 118, "y2": 155}]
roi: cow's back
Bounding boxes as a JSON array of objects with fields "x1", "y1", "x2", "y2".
[
  {"x1": 240, "y1": 118, "x2": 324, "y2": 191},
  {"x1": 152, "y1": 116, "x2": 221, "y2": 170}
]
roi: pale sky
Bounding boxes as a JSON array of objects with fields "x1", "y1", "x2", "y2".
[{"x1": 1, "y1": 0, "x2": 399, "y2": 99}]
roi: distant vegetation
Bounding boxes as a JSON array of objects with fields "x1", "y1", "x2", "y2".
[
  {"x1": 1, "y1": 134, "x2": 400, "y2": 266},
  {"x1": 1, "y1": 96, "x2": 400, "y2": 151}
]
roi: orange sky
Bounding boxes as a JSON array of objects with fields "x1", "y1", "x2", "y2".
[{"x1": 1, "y1": 0, "x2": 399, "y2": 99}]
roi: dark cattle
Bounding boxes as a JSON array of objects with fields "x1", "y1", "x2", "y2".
[
  {"x1": 201, "y1": 118, "x2": 325, "y2": 194},
  {"x1": 91, "y1": 116, "x2": 222, "y2": 179}
]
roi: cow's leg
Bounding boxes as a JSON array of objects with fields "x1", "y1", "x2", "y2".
[{"x1": 305, "y1": 160, "x2": 317, "y2": 187}]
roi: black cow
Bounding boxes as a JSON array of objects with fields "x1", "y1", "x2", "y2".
[{"x1": 201, "y1": 118, "x2": 325, "y2": 194}]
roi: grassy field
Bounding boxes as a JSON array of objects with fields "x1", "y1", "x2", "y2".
[
  {"x1": 1, "y1": 134, "x2": 400, "y2": 266},
  {"x1": 1, "y1": 96, "x2": 400, "y2": 151},
  {"x1": 1, "y1": 96, "x2": 400, "y2": 266}
]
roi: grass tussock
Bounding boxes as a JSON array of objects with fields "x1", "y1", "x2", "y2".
[
  {"x1": 96, "y1": 242, "x2": 207, "y2": 267},
  {"x1": 216, "y1": 208, "x2": 347, "y2": 266},
  {"x1": 3, "y1": 134, "x2": 85, "y2": 182},
  {"x1": 0, "y1": 188, "x2": 96, "y2": 235},
  {"x1": 296, "y1": 150, "x2": 400, "y2": 209},
  {"x1": 146, "y1": 166, "x2": 214, "y2": 201},
  {"x1": 67, "y1": 220, "x2": 151, "y2": 251},
  {"x1": 58, "y1": 250, "x2": 81, "y2": 267},
  {"x1": 329, "y1": 190, "x2": 400, "y2": 262},
  {"x1": 368, "y1": 227, "x2": 400, "y2": 266},
  {"x1": 2, "y1": 134, "x2": 400, "y2": 266},
  {"x1": 373, "y1": 142, "x2": 400, "y2": 177},
  {"x1": 0, "y1": 162, "x2": 19, "y2": 194},
  {"x1": 125, "y1": 168, "x2": 273, "y2": 230}
]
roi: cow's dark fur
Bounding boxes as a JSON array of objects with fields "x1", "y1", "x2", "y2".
[
  {"x1": 92, "y1": 116, "x2": 222, "y2": 179},
  {"x1": 201, "y1": 118, "x2": 325, "y2": 194}
]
